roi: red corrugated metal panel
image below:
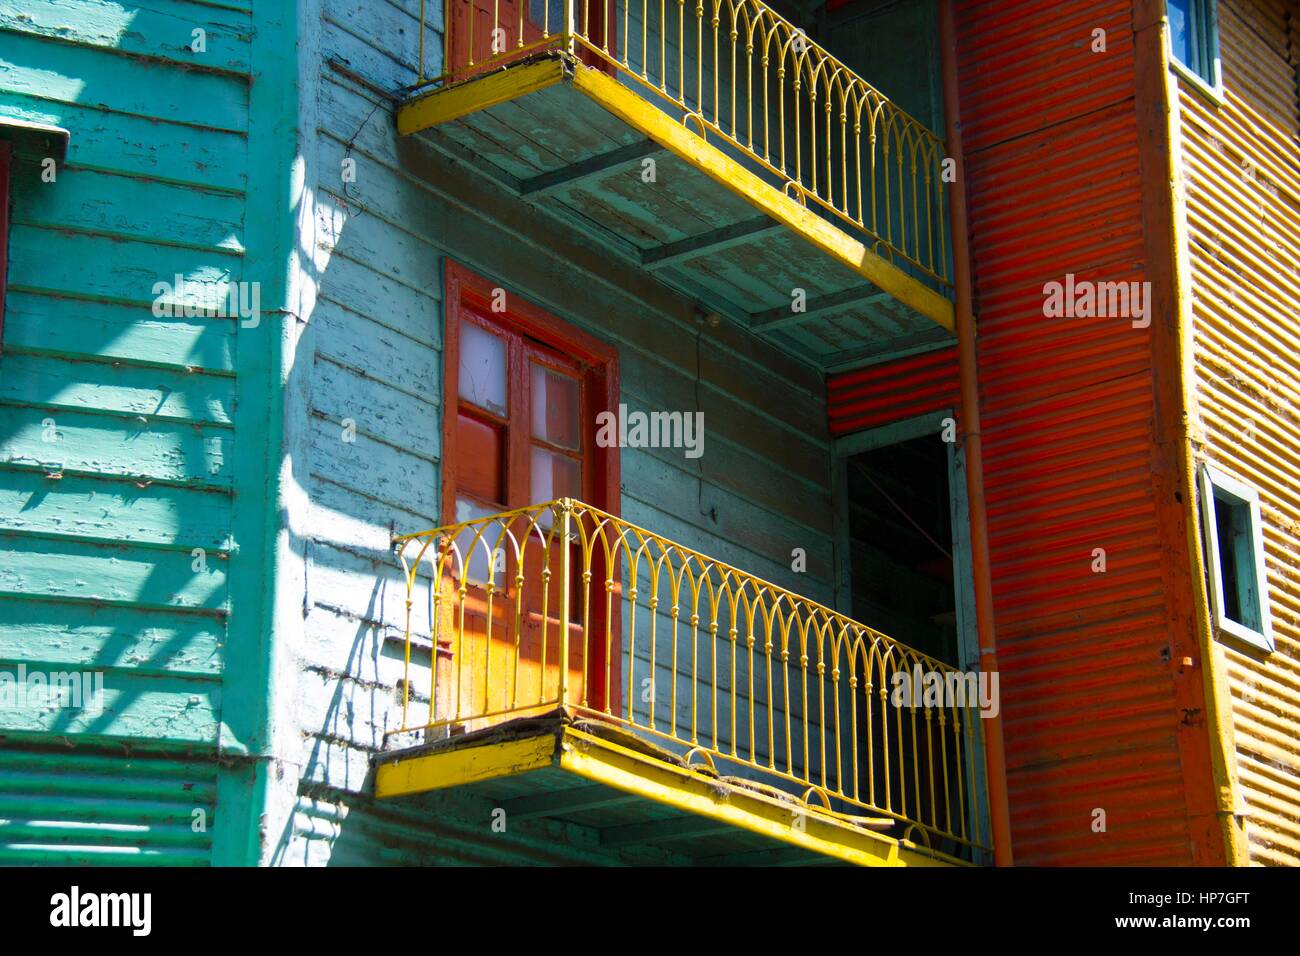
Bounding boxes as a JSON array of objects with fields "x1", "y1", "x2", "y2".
[
  {"x1": 957, "y1": 0, "x2": 1196, "y2": 865},
  {"x1": 827, "y1": 347, "x2": 959, "y2": 435}
]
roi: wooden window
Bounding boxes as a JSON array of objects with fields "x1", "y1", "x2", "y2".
[
  {"x1": 442, "y1": 261, "x2": 618, "y2": 526},
  {"x1": 1168, "y1": 0, "x2": 1222, "y2": 93},
  {"x1": 1200, "y1": 464, "x2": 1274, "y2": 653},
  {"x1": 441, "y1": 261, "x2": 620, "y2": 719}
]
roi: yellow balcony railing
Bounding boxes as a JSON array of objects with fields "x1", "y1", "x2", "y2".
[
  {"x1": 393, "y1": 499, "x2": 989, "y2": 855},
  {"x1": 414, "y1": 0, "x2": 952, "y2": 293}
]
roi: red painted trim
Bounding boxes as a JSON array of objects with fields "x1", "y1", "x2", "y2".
[{"x1": 442, "y1": 259, "x2": 622, "y2": 711}]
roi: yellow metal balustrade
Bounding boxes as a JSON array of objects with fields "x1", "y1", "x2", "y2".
[
  {"x1": 392, "y1": 498, "x2": 989, "y2": 854},
  {"x1": 415, "y1": 0, "x2": 951, "y2": 294}
]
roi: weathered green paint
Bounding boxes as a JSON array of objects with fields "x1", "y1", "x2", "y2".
[
  {"x1": 0, "y1": 0, "x2": 946, "y2": 866},
  {"x1": 0, "y1": 0, "x2": 255, "y2": 865}
]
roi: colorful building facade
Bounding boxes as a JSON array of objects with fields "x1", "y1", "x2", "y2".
[{"x1": 0, "y1": 0, "x2": 1295, "y2": 866}]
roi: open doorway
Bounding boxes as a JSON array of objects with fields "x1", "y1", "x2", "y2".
[
  {"x1": 833, "y1": 410, "x2": 973, "y2": 669},
  {"x1": 845, "y1": 433, "x2": 957, "y2": 663}
]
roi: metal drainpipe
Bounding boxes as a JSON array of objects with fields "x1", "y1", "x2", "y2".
[{"x1": 938, "y1": 0, "x2": 1014, "y2": 867}]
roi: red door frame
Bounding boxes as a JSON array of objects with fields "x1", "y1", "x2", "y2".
[{"x1": 441, "y1": 259, "x2": 622, "y2": 716}]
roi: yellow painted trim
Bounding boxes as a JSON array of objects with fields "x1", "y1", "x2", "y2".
[
  {"x1": 568, "y1": 64, "x2": 955, "y2": 331},
  {"x1": 374, "y1": 725, "x2": 960, "y2": 865},
  {"x1": 374, "y1": 733, "x2": 558, "y2": 798},
  {"x1": 1138, "y1": 0, "x2": 1247, "y2": 866},
  {"x1": 397, "y1": 59, "x2": 568, "y2": 135},
  {"x1": 557, "y1": 727, "x2": 958, "y2": 867}
]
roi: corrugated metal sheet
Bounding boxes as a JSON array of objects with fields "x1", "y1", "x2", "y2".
[
  {"x1": 0, "y1": 745, "x2": 215, "y2": 865},
  {"x1": 827, "y1": 347, "x2": 959, "y2": 435},
  {"x1": 957, "y1": 0, "x2": 1198, "y2": 864},
  {"x1": 1178, "y1": 0, "x2": 1300, "y2": 867}
]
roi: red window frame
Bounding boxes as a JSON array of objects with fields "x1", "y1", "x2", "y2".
[
  {"x1": 441, "y1": 260, "x2": 621, "y2": 716},
  {"x1": 441, "y1": 260, "x2": 619, "y2": 523}
]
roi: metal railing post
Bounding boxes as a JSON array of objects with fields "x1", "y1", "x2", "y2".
[
  {"x1": 565, "y1": 0, "x2": 576, "y2": 53},
  {"x1": 558, "y1": 499, "x2": 572, "y2": 707}
]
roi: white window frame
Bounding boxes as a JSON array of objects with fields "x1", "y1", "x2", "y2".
[
  {"x1": 1199, "y1": 464, "x2": 1274, "y2": 653},
  {"x1": 1168, "y1": 0, "x2": 1224, "y2": 104}
]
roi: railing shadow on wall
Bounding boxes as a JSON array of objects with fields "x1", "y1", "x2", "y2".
[
  {"x1": 393, "y1": 497, "x2": 990, "y2": 856},
  {"x1": 413, "y1": 0, "x2": 953, "y2": 296}
]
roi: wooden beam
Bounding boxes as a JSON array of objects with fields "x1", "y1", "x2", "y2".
[
  {"x1": 641, "y1": 216, "x2": 783, "y2": 270},
  {"x1": 600, "y1": 813, "x2": 738, "y2": 847},
  {"x1": 500, "y1": 783, "x2": 637, "y2": 821},
  {"x1": 519, "y1": 139, "x2": 662, "y2": 197},
  {"x1": 570, "y1": 62, "x2": 955, "y2": 331},
  {"x1": 374, "y1": 733, "x2": 558, "y2": 798},
  {"x1": 749, "y1": 285, "x2": 893, "y2": 333},
  {"x1": 397, "y1": 58, "x2": 567, "y2": 135}
]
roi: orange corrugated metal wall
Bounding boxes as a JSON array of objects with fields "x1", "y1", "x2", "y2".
[
  {"x1": 827, "y1": 347, "x2": 960, "y2": 435},
  {"x1": 956, "y1": 0, "x2": 1205, "y2": 864}
]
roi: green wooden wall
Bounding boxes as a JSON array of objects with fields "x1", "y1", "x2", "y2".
[
  {"x1": 275, "y1": 0, "x2": 840, "y2": 864},
  {"x1": 0, "y1": 0, "x2": 266, "y2": 864},
  {"x1": 0, "y1": 0, "x2": 852, "y2": 866}
]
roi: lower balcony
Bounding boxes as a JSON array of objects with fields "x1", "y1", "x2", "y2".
[
  {"x1": 396, "y1": 0, "x2": 955, "y2": 372},
  {"x1": 374, "y1": 498, "x2": 992, "y2": 866}
]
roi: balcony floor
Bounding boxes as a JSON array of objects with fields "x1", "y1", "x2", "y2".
[
  {"x1": 397, "y1": 53, "x2": 954, "y2": 372},
  {"x1": 374, "y1": 709, "x2": 962, "y2": 867}
]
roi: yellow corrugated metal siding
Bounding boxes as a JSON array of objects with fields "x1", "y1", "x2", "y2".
[{"x1": 1178, "y1": 0, "x2": 1300, "y2": 866}]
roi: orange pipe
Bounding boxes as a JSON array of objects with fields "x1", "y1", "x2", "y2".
[{"x1": 938, "y1": 0, "x2": 1014, "y2": 866}]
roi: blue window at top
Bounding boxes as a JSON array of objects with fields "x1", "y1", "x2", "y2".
[{"x1": 1168, "y1": 0, "x2": 1220, "y2": 89}]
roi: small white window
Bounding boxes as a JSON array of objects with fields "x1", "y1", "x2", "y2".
[
  {"x1": 1168, "y1": 0, "x2": 1222, "y2": 96},
  {"x1": 1199, "y1": 464, "x2": 1274, "y2": 653}
]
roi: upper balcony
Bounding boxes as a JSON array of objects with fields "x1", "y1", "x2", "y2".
[
  {"x1": 397, "y1": 0, "x2": 954, "y2": 370},
  {"x1": 374, "y1": 499, "x2": 991, "y2": 866}
]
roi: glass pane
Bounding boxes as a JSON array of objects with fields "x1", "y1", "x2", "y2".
[
  {"x1": 455, "y1": 413, "x2": 503, "y2": 504},
  {"x1": 459, "y1": 321, "x2": 507, "y2": 416},
  {"x1": 1170, "y1": 0, "x2": 1196, "y2": 73},
  {"x1": 531, "y1": 446, "x2": 581, "y2": 509},
  {"x1": 531, "y1": 362, "x2": 581, "y2": 450},
  {"x1": 451, "y1": 497, "x2": 506, "y2": 585}
]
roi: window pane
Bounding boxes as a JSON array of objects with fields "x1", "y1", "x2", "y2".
[
  {"x1": 531, "y1": 446, "x2": 581, "y2": 503},
  {"x1": 452, "y1": 497, "x2": 505, "y2": 585},
  {"x1": 459, "y1": 321, "x2": 507, "y2": 415},
  {"x1": 456, "y1": 413, "x2": 504, "y2": 504},
  {"x1": 531, "y1": 362, "x2": 581, "y2": 450}
]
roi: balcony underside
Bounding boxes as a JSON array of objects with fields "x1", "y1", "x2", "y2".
[
  {"x1": 397, "y1": 54, "x2": 955, "y2": 371},
  {"x1": 374, "y1": 709, "x2": 961, "y2": 867}
]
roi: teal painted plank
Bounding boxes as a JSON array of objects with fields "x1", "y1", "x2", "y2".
[
  {"x1": 6, "y1": 224, "x2": 244, "y2": 307},
  {"x1": 0, "y1": 352, "x2": 234, "y2": 425},
  {"x1": 0, "y1": 532, "x2": 228, "y2": 611},
  {"x1": 0, "y1": 95, "x2": 246, "y2": 190},
  {"x1": 0, "y1": 467, "x2": 231, "y2": 549},
  {"x1": 321, "y1": 0, "x2": 437, "y2": 79},
  {"x1": 307, "y1": 413, "x2": 438, "y2": 517},
  {"x1": 13, "y1": 165, "x2": 245, "y2": 251},
  {"x1": 316, "y1": 185, "x2": 440, "y2": 297},
  {"x1": 312, "y1": 296, "x2": 440, "y2": 393},
  {"x1": 0, "y1": 405, "x2": 230, "y2": 487},
  {"x1": 0, "y1": 598, "x2": 223, "y2": 676},
  {"x1": 0, "y1": 0, "x2": 253, "y2": 74},
  {"x1": 0, "y1": 671, "x2": 220, "y2": 743},
  {"x1": 0, "y1": 29, "x2": 248, "y2": 132},
  {"x1": 312, "y1": 354, "x2": 438, "y2": 457},
  {"x1": 2, "y1": 291, "x2": 235, "y2": 372}
]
